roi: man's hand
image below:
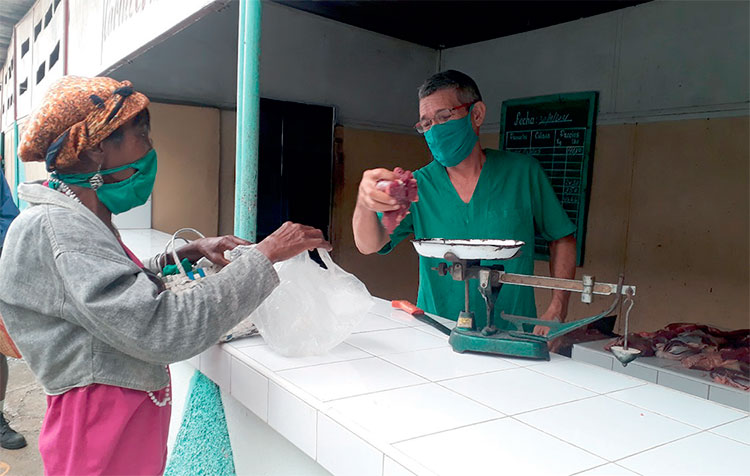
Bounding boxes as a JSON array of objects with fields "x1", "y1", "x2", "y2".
[
  {"x1": 179, "y1": 235, "x2": 253, "y2": 266},
  {"x1": 353, "y1": 168, "x2": 414, "y2": 255},
  {"x1": 255, "y1": 222, "x2": 332, "y2": 264},
  {"x1": 532, "y1": 304, "x2": 565, "y2": 336},
  {"x1": 357, "y1": 168, "x2": 403, "y2": 213}
]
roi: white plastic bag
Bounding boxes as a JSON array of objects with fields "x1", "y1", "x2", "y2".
[{"x1": 249, "y1": 249, "x2": 373, "y2": 357}]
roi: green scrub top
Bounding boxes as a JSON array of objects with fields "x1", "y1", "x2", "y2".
[{"x1": 379, "y1": 149, "x2": 576, "y2": 329}]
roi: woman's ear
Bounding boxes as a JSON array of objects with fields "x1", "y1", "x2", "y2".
[
  {"x1": 472, "y1": 101, "x2": 487, "y2": 129},
  {"x1": 77, "y1": 142, "x2": 106, "y2": 171}
]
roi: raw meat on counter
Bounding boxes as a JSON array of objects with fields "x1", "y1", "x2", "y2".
[
  {"x1": 377, "y1": 167, "x2": 418, "y2": 234},
  {"x1": 605, "y1": 323, "x2": 750, "y2": 391}
]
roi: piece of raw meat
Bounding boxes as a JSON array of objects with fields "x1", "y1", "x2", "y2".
[
  {"x1": 606, "y1": 323, "x2": 750, "y2": 391},
  {"x1": 377, "y1": 167, "x2": 418, "y2": 234}
]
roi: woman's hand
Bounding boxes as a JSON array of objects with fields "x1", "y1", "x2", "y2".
[
  {"x1": 255, "y1": 222, "x2": 332, "y2": 263},
  {"x1": 178, "y1": 235, "x2": 253, "y2": 266}
]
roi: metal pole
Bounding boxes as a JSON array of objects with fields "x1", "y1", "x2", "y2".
[
  {"x1": 234, "y1": 0, "x2": 262, "y2": 241},
  {"x1": 12, "y1": 121, "x2": 24, "y2": 209}
]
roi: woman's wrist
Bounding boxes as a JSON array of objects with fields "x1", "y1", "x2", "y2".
[
  {"x1": 175, "y1": 242, "x2": 202, "y2": 263},
  {"x1": 254, "y1": 241, "x2": 277, "y2": 264}
]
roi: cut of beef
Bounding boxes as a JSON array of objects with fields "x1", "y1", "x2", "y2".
[
  {"x1": 605, "y1": 323, "x2": 749, "y2": 391},
  {"x1": 377, "y1": 167, "x2": 418, "y2": 234}
]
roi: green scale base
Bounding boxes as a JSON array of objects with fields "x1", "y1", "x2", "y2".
[{"x1": 448, "y1": 328, "x2": 551, "y2": 361}]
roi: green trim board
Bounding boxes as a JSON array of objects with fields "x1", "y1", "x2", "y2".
[{"x1": 499, "y1": 91, "x2": 598, "y2": 266}]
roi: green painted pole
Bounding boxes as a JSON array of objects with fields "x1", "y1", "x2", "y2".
[
  {"x1": 234, "y1": 0, "x2": 262, "y2": 241},
  {"x1": 12, "y1": 121, "x2": 25, "y2": 209}
]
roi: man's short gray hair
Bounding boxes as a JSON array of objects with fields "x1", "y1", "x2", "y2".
[{"x1": 418, "y1": 70, "x2": 482, "y2": 104}]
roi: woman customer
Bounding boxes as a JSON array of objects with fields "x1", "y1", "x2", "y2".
[{"x1": 0, "y1": 76, "x2": 330, "y2": 475}]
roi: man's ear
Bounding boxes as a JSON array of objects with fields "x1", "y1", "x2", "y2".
[{"x1": 472, "y1": 101, "x2": 486, "y2": 129}]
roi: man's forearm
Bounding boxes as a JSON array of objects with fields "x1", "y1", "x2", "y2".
[
  {"x1": 548, "y1": 234, "x2": 577, "y2": 319},
  {"x1": 352, "y1": 201, "x2": 389, "y2": 254}
]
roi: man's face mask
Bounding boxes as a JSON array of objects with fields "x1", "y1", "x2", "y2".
[
  {"x1": 423, "y1": 104, "x2": 478, "y2": 168},
  {"x1": 55, "y1": 148, "x2": 158, "y2": 214}
]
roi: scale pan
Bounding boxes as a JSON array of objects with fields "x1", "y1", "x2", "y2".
[{"x1": 411, "y1": 239, "x2": 525, "y2": 260}]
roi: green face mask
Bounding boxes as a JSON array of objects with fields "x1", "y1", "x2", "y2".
[
  {"x1": 423, "y1": 104, "x2": 478, "y2": 168},
  {"x1": 55, "y1": 149, "x2": 158, "y2": 215}
]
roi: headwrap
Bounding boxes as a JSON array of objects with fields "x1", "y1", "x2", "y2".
[{"x1": 17, "y1": 76, "x2": 150, "y2": 172}]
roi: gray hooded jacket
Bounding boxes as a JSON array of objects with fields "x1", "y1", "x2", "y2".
[{"x1": 0, "y1": 183, "x2": 279, "y2": 395}]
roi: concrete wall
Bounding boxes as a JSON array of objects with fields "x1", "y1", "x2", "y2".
[
  {"x1": 260, "y1": 2, "x2": 435, "y2": 132},
  {"x1": 442, "y1": 0, "x2": 749, "y2": 128}
]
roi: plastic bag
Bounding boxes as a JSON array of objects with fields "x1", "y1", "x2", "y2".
[{"x1": 249, "y1": 249, "x2": 373, "y2": 357}]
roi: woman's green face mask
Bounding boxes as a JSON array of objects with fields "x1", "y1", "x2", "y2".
[{"x1": 54, "y1": 149, "x2": 158, "y2": 214}]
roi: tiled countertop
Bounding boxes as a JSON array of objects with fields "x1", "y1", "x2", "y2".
[{"x1": 121, "y1": 230, "x2": 750, "y2": 476}]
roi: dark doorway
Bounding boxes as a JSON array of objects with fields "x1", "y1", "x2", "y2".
[{"x1": 256, "y1": 98, "x2": 335, "y2": 241}]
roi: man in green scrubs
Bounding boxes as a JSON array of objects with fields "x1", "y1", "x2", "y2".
[{"x1": 353, "y1": 70, "x2": 577, "y2": 334}]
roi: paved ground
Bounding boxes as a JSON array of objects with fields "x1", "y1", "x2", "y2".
[{"x1": 1, "y1": 358, "x2": 45, "y2": 476}]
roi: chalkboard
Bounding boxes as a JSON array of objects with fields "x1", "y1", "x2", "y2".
[{"x1": 499, "y1": 91, "x2": 597, "y2": 266}]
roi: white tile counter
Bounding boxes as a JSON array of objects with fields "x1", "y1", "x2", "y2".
[{"x1": 121, "y1": 230, "x2": 750, "y2": 476}]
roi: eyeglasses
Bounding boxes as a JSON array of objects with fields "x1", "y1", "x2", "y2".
[{"x1": 414, "y1": 101, "x2": 476, "y2": 133}]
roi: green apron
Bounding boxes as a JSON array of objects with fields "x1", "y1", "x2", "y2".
[{"x1": 379, "y1": 149, "x2": 576, "y2": 329}]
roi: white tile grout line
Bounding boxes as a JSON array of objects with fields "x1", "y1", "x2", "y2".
[
  {"x1": 508, "y1": 417, "x2": 614, "y2": 468},
  {"x1": 231, "y1": 340, "x2": 381, "y2": 371},
  {"x1": 388, "y1": 416, "x2": 509, "y2": 446},
  {"x1": 410, "y1": 389, "x2": 709, "y2": 464},
  {"x1": 525, "y1": 358, "x2": 750, "y2": 420},
  {"x1": 314, "y1": 408, "x2": 319, "y2": 461},
  {"x1": 512, "y1": 396, "x2": 704, "y2": 461},
  {"x1": 609, "y1": 429, "x2": 750, "y2": 467},
  {"x1": 605, "y1": 393, "x2": 750, "y2": 431},
  {"x1": 704, "y1": 417, "x2": 750, "y2": 446},
  {"x1": 319, "y1": 410, "x2": 437, "y2": 476},
  {"x1": 569, "y1": 461, "x2": 644, "y2": 476},
  {"x1": 239, "y1": 349, "x2": 375, "y2": 373},
  {"x1": 523, "y1": 359, "x2": 649, "y2": 394}
]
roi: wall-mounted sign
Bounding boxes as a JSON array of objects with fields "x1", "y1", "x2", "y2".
[{"x1": 500, "y1": 91, "x2": 598, "y2": 266}]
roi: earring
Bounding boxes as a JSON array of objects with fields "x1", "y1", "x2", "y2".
[{"x1": 89, "y1": 165, "x2": 104, "y2": 190}]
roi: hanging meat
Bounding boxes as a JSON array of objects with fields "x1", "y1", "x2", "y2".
[{"x1": 377, "y1": 167, "x2": 418, "y2": 234}]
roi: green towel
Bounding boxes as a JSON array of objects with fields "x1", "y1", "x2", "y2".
[{"x1": 165, "y1": 371, "x2": 236, "y2": 476}]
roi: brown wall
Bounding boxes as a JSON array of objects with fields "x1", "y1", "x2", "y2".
[
  {"x1": 485, "y1": 117, "x2": 749, "y2": 333},
  {"x1": 219, "y1": 110, "x2": 236, "y2": 236},
  {"x1": 150, "y1": 102, "x2": 220, "y2": 237}
]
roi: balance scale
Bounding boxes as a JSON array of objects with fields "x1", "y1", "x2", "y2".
[{"x1": 412, "y1": 239, "x2": 640, "y2": 365}]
